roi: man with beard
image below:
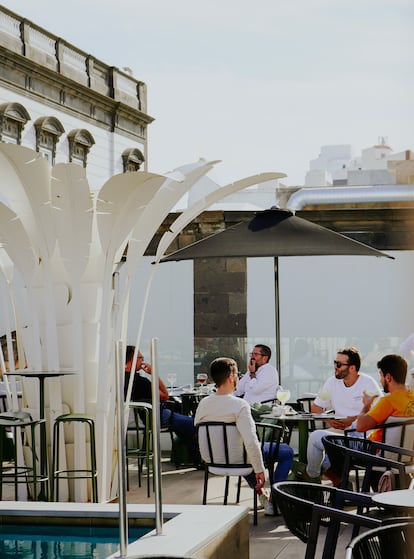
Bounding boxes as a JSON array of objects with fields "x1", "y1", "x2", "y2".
[
  {"x1": 195, "y1": 357, "x2": 294, "y2": 516},
  {"x1": 298, "y1": 347, "x2": 382, "y2": 484},
  {"x1": 234, "y1": 344, "x2": 278, "y2": 404},
  {"x1": 356, "y1": 353, "x2": 414, "y2": 440}
]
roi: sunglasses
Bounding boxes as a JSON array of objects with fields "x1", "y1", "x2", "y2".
[{"x1": 333, "y1": 360, "x2": 350, "y2": 368}]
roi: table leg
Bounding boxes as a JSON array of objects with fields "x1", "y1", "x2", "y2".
[
  {"x1": 37, "y1": 377, "x2": 48, "y2": 500},
  {"x1": 297, "y1": 421, "x2": 309, "y2": 463}
]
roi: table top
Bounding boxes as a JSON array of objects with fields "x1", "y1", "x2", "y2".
[
  {"x1": 169, "y1": 387, "x2": 213, "y2": 397},
  {"x1": 6, "y1": 369, "x2": 76, "y2": 379},
  {"x1": 260, "y1": 412, "x2": 346, "y2": 421},
  {"x1": 372, "y1": 489, "x2": 414, "y2": 509}
]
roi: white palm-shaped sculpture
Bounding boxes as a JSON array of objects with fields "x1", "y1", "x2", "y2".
[{"x1": 0, "y1": 143, "x2": 285, "y2": 501}]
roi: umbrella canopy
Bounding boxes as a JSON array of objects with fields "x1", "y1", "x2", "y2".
[
  {"x1": 160, "y1": 208, "x2": 393, "y2": 260},
  {"x1": 160, "y1": 208, "x2": 393, "y2": 372}
]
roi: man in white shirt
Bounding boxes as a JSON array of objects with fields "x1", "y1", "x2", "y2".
[
  {"x1": 234, "y1": 344, "x2": 279, "y2": 403},
  {"x1": 302, "y1": 347, "x2": 382, "y2": 484},
  {"x1": 195, "y1": 357, "x2": 293, "y2": 516}
]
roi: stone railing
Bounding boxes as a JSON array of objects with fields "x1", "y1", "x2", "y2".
[{"x1": 0, "y1": 5, "x2": 145, "y2": 111}]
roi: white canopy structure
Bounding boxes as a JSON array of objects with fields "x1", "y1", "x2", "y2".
[{"x1": 0, "y1": 143, "x2": 285, "y2": 502}]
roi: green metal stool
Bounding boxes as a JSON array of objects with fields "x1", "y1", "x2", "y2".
[
  {"x1": 51, "y1": 413, "x2": 98, "y2": 502},
  {"x1": 0, "y1": 410, "x2": 48, "y2": 501}
]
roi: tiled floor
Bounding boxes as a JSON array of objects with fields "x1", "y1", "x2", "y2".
[{"x1": 125, "y1": 455, "x2": 355, "y2": 559}]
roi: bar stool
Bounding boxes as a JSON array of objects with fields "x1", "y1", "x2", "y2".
[
  {"x1": 51, "y1": 413, "x2": 98, "y2": 502},
  {"x1": 0, "y1": 410, "x2": 48, "y2": 500},
  {"x1": 127, "y1": 402, "x2": 154, "y2": 497}
]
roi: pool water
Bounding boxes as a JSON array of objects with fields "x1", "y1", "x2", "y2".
[{"x1": 0, "y1": 524, "x2": 151, "y2": 559}]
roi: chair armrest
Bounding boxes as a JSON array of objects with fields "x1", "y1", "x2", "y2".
[
  {"x1": 312, "y1": 502, "x2": 382, "y2": 527},
  {"x1": 332, "y1": 486, "x2": 379, "y2": 508}
]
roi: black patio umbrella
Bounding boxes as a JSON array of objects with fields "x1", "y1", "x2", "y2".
[{"x1": 160, "y1": 208, "x2": 393, "y2": 372}]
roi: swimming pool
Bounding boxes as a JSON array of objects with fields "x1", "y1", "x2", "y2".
[
  {"x1": 0, "y1": 501, "x2": 248, "y2": 559},
  {"x1": 0, "y1": 523, "x2": 151, "y2": 559}
]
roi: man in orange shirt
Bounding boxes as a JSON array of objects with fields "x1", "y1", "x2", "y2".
[{"x1": 356, "y1": 353, "x2": 414, "y2": 441}]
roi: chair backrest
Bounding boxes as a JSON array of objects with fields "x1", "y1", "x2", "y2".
[
  {"x1": 323, "y1": 435, "x2": 414, "y2": 491},
  {"x1": 197, "y1": 421, "x2": 253, "y2": 476},
  {"x1": 255, "y1": 422, "x2": 283, "y2": 469},
  {"x1": 273, "y1": 481, "x2": 336, "y2": 543},
  {"x1": 129, "y1": 401, "x2": 152, "y2": 428},
  {"x1": 297, "y1": 396, "x2": 316, "y2": 413},
  {"x1": 382, "y1": 417, "x2": 414, "y2": 459},
  {"x1": 256, "y1": 421, "x2": 283, "y2": 447},
  {"x1": 274, "y1": 480, "x2": 389, "y2": 559},
  {"x1": 346, "y1": 520, "x2": 414, "y2": 559}
]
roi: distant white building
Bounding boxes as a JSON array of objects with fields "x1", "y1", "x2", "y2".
[{"x1": 305, "y1": 139, "x2": 414, "y2": 187}]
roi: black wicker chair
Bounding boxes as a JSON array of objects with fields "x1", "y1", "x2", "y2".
[
  {"x1": 345, "y1": 520, "x2": 414, "y2": 559},
  {"x1": 345, "y1": 417, "x2": 414, "y2": 446},
  {"x1": 323, "y1": 435, "x2": 414, "y2": 492},
  {"x1": 273, "y1": 481, "x2": 393, "y2": 559}
]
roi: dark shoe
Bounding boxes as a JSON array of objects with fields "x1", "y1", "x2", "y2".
[
  {"x1": 291, "y1": 460, "x2": 321, "y2": 483},
  {"x1": 323, "y1": 467, "x2": 343, "y2": 487}
]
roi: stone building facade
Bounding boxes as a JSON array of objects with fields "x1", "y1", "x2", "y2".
[{"x1": 0, "y1": 5, "x2": 152, "y2": 189}]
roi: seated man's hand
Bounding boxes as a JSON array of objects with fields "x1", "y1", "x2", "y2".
[
  {"x1": 327, "y1": 417, "x2": 354, "y2": 430},
  {"x1": 255, "y1": 472, "x2": 265, "y2": 491},
  {"x1": 141, "y1": 362, "x2": 152, "y2": 374}
]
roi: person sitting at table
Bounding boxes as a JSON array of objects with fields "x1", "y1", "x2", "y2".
[
  {"x1": 356, "y1": 353, "x2": 414, "y2": 439},
  {"x1": 195, "y1": 356, "x2": 294, "y2": 516},
  {"x1": 124, "y1": 345, "x2": 199, "y2": 466},
  {"x1": 298, "y1": 346, "x2": 382, "y2": 485},
  {"x1": 234, "y1": 344, "x2": 278, "y2": 404}
]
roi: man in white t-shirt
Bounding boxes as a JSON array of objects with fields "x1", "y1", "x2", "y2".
[
  {"x1": 234, "y1": 344, "x2": 279, "y2": 403},
  {"x1": 302, "y1": 347, "x2": 382, "y2": 484}
]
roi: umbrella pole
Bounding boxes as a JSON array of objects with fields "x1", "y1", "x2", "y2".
[
  {"x1": 151, "y1": 337, "x2": 163, "y2": 534},
  {"x1": 274, "y1": 256, "x2": 281, "y2": 376}
]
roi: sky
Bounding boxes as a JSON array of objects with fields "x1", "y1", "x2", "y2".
[{"x1": 1, "y1": 0, "x2": 413, "y2": 186}]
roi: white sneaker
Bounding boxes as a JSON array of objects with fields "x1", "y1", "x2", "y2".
[
  {"x1": 258, "y1": 493, "x2": 268, "y2": 509},
  {"x1": 258, "y1": 493, "x2": 275, "y2": 515},
  {"x1": 264, "y1": 499, "x2": 275, "y2": 516}
]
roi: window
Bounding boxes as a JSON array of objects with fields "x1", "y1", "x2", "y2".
[
  {"x1": 34, "y1": 116, "x2": 64, "y2": 164},
  {"x1": 67, "y1": 129, "x2": 95, "y2": 167},
  {"x1": 0, "y1": 102, "x2": 31, "y2": 144},
  {"x1": 122, "y1": 147, "x2": 145, "y2": 173}
]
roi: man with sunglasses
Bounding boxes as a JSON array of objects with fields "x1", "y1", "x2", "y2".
[
  {"x1": 234, "y1": 344, "x2": 278, "y2": 404},
  {"x1": 299, "y1": 347, "x2": 382, "y2": 485}
]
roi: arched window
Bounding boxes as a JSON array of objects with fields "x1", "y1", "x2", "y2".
[
  {"x1": 0, "y1": 102, "x2": 31, "y2": 144},
  {"x1": 122, "y1": 147, "x2": 145, "y2": 173},
  {"x1": 34, "y1": 116, "x2": 65, "y2": 164},
  {"x1": 67, "y1": 129, "x2": 95, "y2": 167}
]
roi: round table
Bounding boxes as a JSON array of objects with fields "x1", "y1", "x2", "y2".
[
  {"x1": 261, "y1": 412, "x2": 342, "y2": 463},
  {"x1": 372, "y1": 489, "x2": 414, "y2": 514}
]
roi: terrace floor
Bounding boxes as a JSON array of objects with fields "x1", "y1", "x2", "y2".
[
  {"x1": 125, "y1": 453, "x2": 357, "y2": 559},
  {"x1": 0, "y1": 450, "x2": 370, "y2": 558}
]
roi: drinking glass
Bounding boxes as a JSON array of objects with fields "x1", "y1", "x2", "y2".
[
  {"x1": 317, "y1": 390, "x2": 330, "y2": 401},
  {"x1": 197, "y1": 373, "x2": 208, "y2": 393},
  {"x1": 167, "y1": 373, "x2": 177, "y2": 391},
  {"x1": 276, "y1": 386, "x2": 291, "y2": 417}
]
